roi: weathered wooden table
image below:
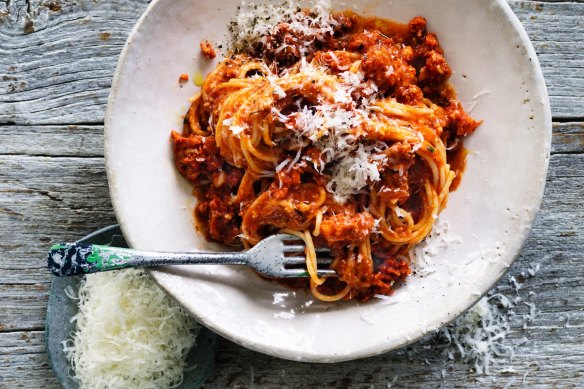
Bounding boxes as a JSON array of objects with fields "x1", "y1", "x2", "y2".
[{"x1": 1, "y1": 0, "x2": 582, "y2": 387}]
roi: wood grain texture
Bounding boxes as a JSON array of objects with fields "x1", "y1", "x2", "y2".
[
  {"x1": 0, "y1": 155, "x2": 117, "y2": 286},
  {"x1": 0, "y1": 0, "x2": 583, "y2": 388},
  {"x1": 0, "y1": 125, "x2": 104, "y2": 157},
  {"x1": 0, "y1": 121, "x2": 579, "y2": 285},
  {"x1": 0, "y1": 283, "x2": 49, "y2": 331},
  {"x1": 512, "y1": 1, "x2": 584, "y2": 119},
  {"x1": 552, "y1": 122, "x2": 584, "y2": 154},
  {"x1": 0, "y1": 0, "x2": 149, "y2": 125},
  {"x1": 0, "y1": 331, "x2": 61, "y2": 388}
]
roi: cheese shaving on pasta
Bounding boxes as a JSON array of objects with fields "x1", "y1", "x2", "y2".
[{"x1": 229, "y1": 0, "x2": 336, "y2": 54}]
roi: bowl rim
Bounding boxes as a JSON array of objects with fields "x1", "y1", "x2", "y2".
[{"x1": 104, "y1": 0, "x2": 552, "y2": 362}]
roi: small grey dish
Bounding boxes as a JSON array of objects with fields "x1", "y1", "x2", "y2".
[{"x1": 45, "y1": 225, "x2": 217, "y2": 389}]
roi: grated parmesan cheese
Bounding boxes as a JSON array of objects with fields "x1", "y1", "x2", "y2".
[
  {"x1": 416, "y1": 282, "x2": 539, "y2": 378},
  {"x1": 431, "y1": 295, "x2": 514, "y2": 375},
  {"x1": 226, "y1": 0, "x2": 398, "y2": 203},
  {"x1": 228, "y1": 0, "x2": 337, "y2": 55},
  {"x1": 62, "y1": 269, "x2": 199, "y2": 389},
  {"x1": 278, "y1": 88, "x2": 386, "y2": 202},
  {"x1": 230, "y1": 125, "x2": 246, "y2": 135},
  {"x1": 411, "y1": 220, "x2": 541, "y2": 377},
  {"x1": 326, "y1": 144, "x2": 383, "y2": 203}
]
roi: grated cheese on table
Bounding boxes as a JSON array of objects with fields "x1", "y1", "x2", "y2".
[
  {"x1": 62, "y1": 269, "x2": 199, "y2": 389},
  {"x1": 416, "y1": 273, "x2": 540, "y2": 378},
  {"x1": 406, "y1": 220, "x2": 542, "y2": 377},
  {"x1": 432, "y1": 295, "x2": 513, "y2": 375}
]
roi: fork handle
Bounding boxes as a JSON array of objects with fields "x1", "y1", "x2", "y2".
[{"x1": 48, "y1": 243, "x2": 247, "y2": 277}]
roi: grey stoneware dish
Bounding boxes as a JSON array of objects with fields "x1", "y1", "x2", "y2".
[{"x1": 45, "y1": 225, "x2": 217, "y2": 389}]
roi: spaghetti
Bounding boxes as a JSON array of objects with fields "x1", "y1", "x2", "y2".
[{"x1": 171, "y1": 4, "x2": 481, "y2": 301}]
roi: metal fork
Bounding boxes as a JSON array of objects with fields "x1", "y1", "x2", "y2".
[{"x1": 48, "y1": 234, "x2": 335, "y2": 278}]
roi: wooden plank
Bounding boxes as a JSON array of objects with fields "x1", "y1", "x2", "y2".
[
  {"x1": 0, "y1": 330, "x2": 46, "y2": 354},
  {"x1": 552, "y1": 122, "x2": 584, "y2": 155},
  {"x1": 0, "y1": 265, "x2": 581, "y2": 389},
  {"x1": 0, "y1": 117, "x2": 577, "y2": 284},
  {"x1": 0, "y1": 283, "x2": 49, "y2": 331},
  {"x1": 0, "y1": 331, "x2": 61, "y2": 388},
  {"x1": 0, "y1": 155, "x2": 117, "y2": 285},
  {"x1": 0, "y1": 140, "x2": 580, "y2": 282},
  {"x1": 510, "y1": 1, "x2": 584, "y2": 119},
  {"x1": 205, "y1": 322, "x2": 584, "y2": 388},
  {"x1": 0, "y1": 0, "x2": 149, "y2": 125},
  {"x1": 1, "y1": 278, "x2": 582, "y2": 389},
  {"x1": 0, "y1": 125, "x2": 103, "y2": 157},
  {"x1": 0, "y1": 1, "x2": 582, "y2": 125}
]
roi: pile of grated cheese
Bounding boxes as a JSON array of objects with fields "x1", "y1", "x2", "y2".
[{"x1": 62, "y1": 269, "x2": 199, "y2": 389}]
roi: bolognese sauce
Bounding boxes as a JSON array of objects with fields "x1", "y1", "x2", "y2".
[{"x1": 171, "y1": 4, "x2": 480, "y2": 302}]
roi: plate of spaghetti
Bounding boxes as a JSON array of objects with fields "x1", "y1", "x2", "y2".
[{"x1": 105, "y1": 0, "x2": 551, "y2": 362}]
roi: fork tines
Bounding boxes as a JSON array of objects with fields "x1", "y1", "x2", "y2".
[{"x1": 281, "y1": 239, "x2": 334, "y2": 273}]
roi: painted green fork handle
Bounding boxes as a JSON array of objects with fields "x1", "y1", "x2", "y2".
[
  {"x1": 48, "y1": 243, "x2": 249, "y2": 277},
  {"x1": 48, "y1": 243, "x2": 143, "y2": 276}
]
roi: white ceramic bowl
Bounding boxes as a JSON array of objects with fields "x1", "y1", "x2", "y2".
[{"x1": 105, "y1": 0, "x2": 551, "y2": 362}]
